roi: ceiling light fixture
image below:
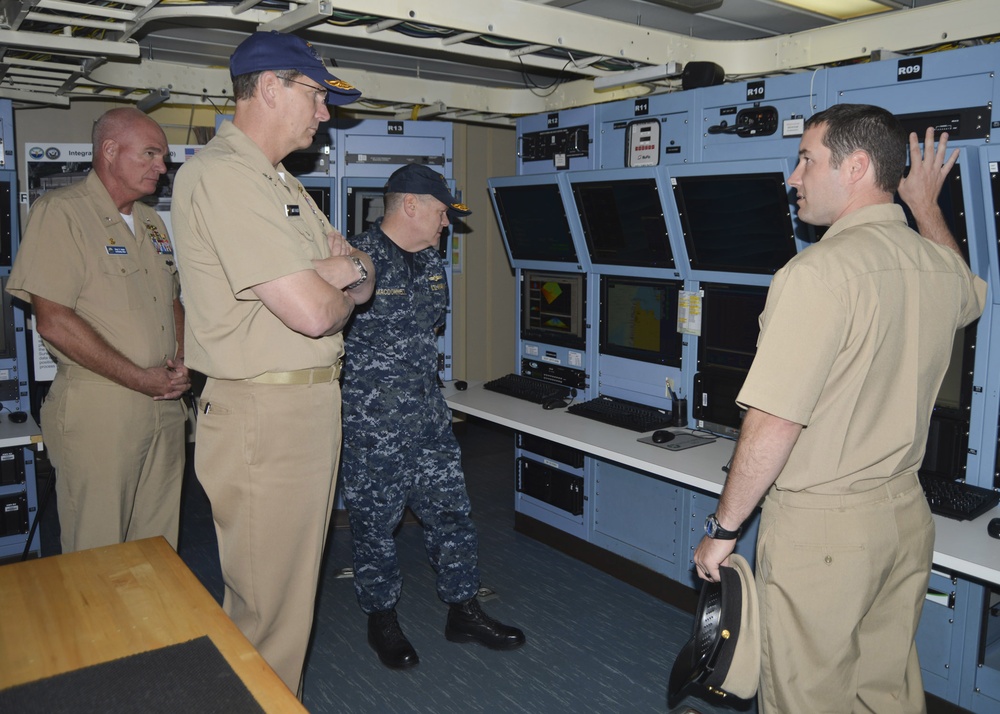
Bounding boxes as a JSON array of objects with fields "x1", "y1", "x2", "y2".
[{"x1": 771, "y1": 0, "x2": 895, "y2": 20}]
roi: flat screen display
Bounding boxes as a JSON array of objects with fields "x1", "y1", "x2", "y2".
[
  {"x1": 599, "y1": 275, "x2": 682, "y2": 367},
  {"x1": 571, "y1": 178, "x2": 674, "y2": 268},
  {"x1": 492, "y1": 183, "x2": 580, "y2": 263},
  {"x1": 991, "y1": 160, "x2": 1000, "y2": 271},
  {"x1": 698, "y1": 282, "x2": 768, "y2": 372},
  {"x1": 0, "y1": 181, "x2": 10, "y2": 267},
  {"x1": 521, "y1": 270, "x2": 586, "y2": 349},
  {"x1": 345, "y1": 185, "x2": 384, "y2": 237},
  {"x1": 0, "y1": 275, "x2": 15, "y2": 360},
  {"x1": 672, "y1": 172, "x2": 797, "y2": 274},
  {"x1": 898, "y1": 162, "x2": 969, "y2": 263}
]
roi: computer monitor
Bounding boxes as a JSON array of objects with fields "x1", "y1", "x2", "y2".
[
  {"x1": 345, "y1": 185, "x2": 385, "y2": 237},
  {"x1": 697, "y1": 283, "x2": 769, "y2": 372},
  {"x1": 521, "y1": 270, "x2": 586, "y2": 349},
  {"x1": 491, "y1": 183, "x2": 581, "y2": 264},
  {"x1": 0, "y1": 180, "x2": 11, "y2": 267},
  {"x1": 672, "y1": 172, "x2": 797, "y2": 274},
  {"x1": 0, "y1": 275, "x2": 17, "y2": 361},
  {"x1": 570, "y1": 177, "x2": 675, "y2": 269},
  {"x1": 898, "y1": 162, "x2": 970, "y2": 264},
  {"x1": 305, "y1": 186, "x2": 331, "y2": 222},
  {"x1": 599, "y1": 275, "x2": 682, "y2": 367},
  {"x1": 693, "y1": 283, "x2": 769, "y2": 436},
  {"x1": 920, "y1": 322, "x2": 977, "y2": 482}
]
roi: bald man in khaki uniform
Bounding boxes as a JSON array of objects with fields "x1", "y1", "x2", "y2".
[
  {"x1": 171, "y1": 32, "x2": 372, "y2": 694},
  {"x1": 7, "y1": 107, "x2": 190, "y2": 554}
]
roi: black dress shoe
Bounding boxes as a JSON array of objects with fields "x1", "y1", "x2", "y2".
[
  {"x1": 445, "y1": 598, "x2": 526, "y2": 650},
  {"x1": 368, "y1": 610, "x2": 419, "y2": 669}
]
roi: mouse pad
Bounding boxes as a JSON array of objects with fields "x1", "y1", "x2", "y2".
[{"x1": 637, "y1": 432, "x2": 717, "y2": 451}]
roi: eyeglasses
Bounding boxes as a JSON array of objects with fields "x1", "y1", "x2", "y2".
[{"x1": 281, "y1": 77, "x2": 327, "y2": 104}]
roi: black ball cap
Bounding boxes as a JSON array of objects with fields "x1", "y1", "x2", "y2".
[{"x1": 385, "y1": 164, "x2": 471, "y2": 217}]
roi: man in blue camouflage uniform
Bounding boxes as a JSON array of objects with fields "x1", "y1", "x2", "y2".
[{"x1": 341, "y1": 163, "x2": 525, "y2": 670}]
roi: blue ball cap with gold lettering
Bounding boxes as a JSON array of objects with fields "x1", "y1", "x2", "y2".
[
  {"x1": 230, "y1": 31, "x2": 361, "y2": 106},
  {"x1": 385, "y1": 164, "x2": 472, "y2": 217}
]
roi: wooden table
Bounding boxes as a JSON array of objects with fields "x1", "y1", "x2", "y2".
[{"x1": 0, "y1": 537, "x2": 305, "y2": 712}]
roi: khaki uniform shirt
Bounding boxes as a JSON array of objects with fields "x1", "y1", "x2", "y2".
[
  {"x1": 738, "y1": 203, "x2": 986, "y2": 495},
  {"x1": 170, "y1": 121, "x2": 343, "y2": 379},
  {"x1": 6, "y1": 171, "x2": 179, "y2": 369}
]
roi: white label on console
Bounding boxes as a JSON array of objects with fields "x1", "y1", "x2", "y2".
[
  {"x1": 568, "y1": 352, "x2": 582, "y2": 367},
  {"x1": 524, "y1": 344, "x2": 539, "y2": 356},
  {"x1": 783, "y1": 117, "x2": 805, "y2": 137}
]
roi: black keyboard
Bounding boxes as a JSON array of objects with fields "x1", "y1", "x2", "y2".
[
  {"x1": 918, "y1": 474, "x2": 1000, "y2": 521},
  {"x1": 483, "y1": 373, "x2": 572, "y2": 404},
  {"x1": 567, "y1": 396, "x2": 672, "y2": 432}
]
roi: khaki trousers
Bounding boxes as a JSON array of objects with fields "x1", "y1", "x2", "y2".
[
  {"x1": 756, "y1": 473, "x2": 933, "y2": 714},
  {"x1": 42, "y1": 368, "x2": 186, "y2": 553},
  {"x1": 195, "y1": 376, "x2": 341, "y2": 694}
]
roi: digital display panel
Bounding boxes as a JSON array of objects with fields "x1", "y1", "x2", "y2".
[
  {"x1": 599, "y1": 275, "x2": 682, "y2": 367},
  {"x1": 345, "y1": 185, "x2": 384, "y2": 237},
  {"x1": 571, "y1": 178, "x2": 674, "y2": 268},
  {"x1": 521, "y1": 270, "x2": 586, "y2": 349},
  {"x1": 492, "y1": 183, "x2": 580, "y2": 263},
  {"x1": 898, "y1": 162, "x2": 970, "y2": 264},
  {"x1": 698, "y1": 282, "x2": 768, "y2": 372},
  {"x1": 673, "y1": 172, "x2": 797, "y2": 274}
]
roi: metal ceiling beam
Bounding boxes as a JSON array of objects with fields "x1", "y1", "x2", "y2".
[
  {"x1": 0, "y1": 0, "x2": 40, "y2": 30},
  {"x1": 87, "y1": 57, "x2": 648, "y2": 116},
  {"x1": 260, "y1": 0, "x2": 333, "y2": 33},
  {"x1": 0, "y1": 28, "x2": 141, "y2": 58},
  {"x1": 23, "y1": 11, "x2": 128, "y2": 31},
  {"x1": 135, "y1": 6, "x2": 610, "y2": 79},
  {"x1": 35, "y1": 0, "x2": 137, "y2": 20},
  {"x1": 316, "y1": 0, "x2": 1000, "y2": 74},
  {"x1": 132, "y1": 0, "x2": 1000, "y2": 84},
  {"x1": 0, "y1": 87, "x2": 70, "y2": 105}
]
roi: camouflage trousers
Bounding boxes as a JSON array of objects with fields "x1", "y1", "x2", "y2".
[{"x1": 340, "y1": 410, "x2": 480, "y2": 614}]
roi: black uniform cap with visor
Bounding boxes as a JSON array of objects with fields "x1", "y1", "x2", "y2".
[{"x1": 667, "y1": 553, "x2": 761, "y2": 709}]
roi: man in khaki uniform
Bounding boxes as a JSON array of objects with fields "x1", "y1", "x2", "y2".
[
  {"x1": 693, "y1": 106, "x2": 986, "y2": 712},
  {"x1": 170, "y1": 31, "x2": 373, "y2": 694},
  {"x1": 7, "y1": 107, "x2": 190, "y2": 554}
]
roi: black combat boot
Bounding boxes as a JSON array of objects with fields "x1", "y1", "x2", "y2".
[
  {"x1": 444, "y1": 598, "x2": 526, "y2": 650},
  {"x1": 367, "y1": 609, "x2": 419, "y2": 669}
]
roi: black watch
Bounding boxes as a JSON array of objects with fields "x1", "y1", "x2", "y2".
[
  {"x1": 345, "y1": 256, "x2": 368, "y2": 290},
  {"x1": 704, "y1": 513, "x2": 741, "y2": 540}
]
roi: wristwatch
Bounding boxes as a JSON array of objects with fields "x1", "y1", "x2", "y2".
[
  {"x1": 345, "y1": 256, "x2": 368, "y2": 290},
  {"x1": 704, "y1": 513, "x2": 741, "y2": 540}
]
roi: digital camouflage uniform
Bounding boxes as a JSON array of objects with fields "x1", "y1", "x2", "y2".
[{"x1": 341, "y1": 217, "x2": 480, "y2": 614}]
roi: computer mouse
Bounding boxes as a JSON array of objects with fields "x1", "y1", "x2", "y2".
[
  {"x1": 988, "y1": 517, "x2": 1000, "y2": 540},
  {"x1": 542, "y1": 397, "x2": 568, "y2": 411},
  {"x1": 454, "y1": 380, "x2": 468, "y2": 391},
  {"x1": 8, "y1": 411, "x2": 27, "y2": 424},
  {"x1": 652, "y1": 429, "x2": 675, "y2": 444}
]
